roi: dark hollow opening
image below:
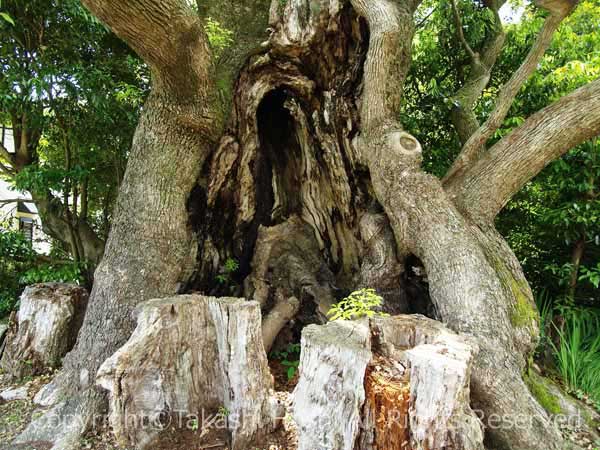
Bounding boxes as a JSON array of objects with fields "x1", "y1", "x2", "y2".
[{"x1": 256, "y1": 88, "x2": 304, "y2": 224}]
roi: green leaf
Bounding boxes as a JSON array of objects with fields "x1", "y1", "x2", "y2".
[
  {"x1": 0, "y1": 12, "x2": 14, "y2": 26},
  {"x1": 286, "y1": 366, "x2": 297, "y2": 380}
]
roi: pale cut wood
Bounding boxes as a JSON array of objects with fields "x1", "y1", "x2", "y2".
[
  {"x1": 0, "y1": 283, "x2": 88, "y2": 379},
  {"x1": 96, "y1": 295, "x2": 280, "y2": 450},
  {"x1": 293, "y1": 315, "x2": 484, "y2": 450},
  {"x1": 292, "y1": 319, "x2": 372, "y2": 450}
]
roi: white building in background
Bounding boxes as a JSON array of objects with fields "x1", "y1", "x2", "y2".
[{"x1": 0, "y1": 126, "x2": 51, "y2": 254}]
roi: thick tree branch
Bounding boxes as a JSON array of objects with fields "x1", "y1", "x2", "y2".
[
  {"x1": 349, "y1": 0, "x2": 421, "y2": 134},
  {"x1": 0, "y1": 161, "x2": 15, "y2": 177},
  {"x1": 444, "y1": 10, "x2": 568, "y2": 183},
  {"x1": 446, "y1": 77, "x2": 600, "y2": 225},
  {"x1": 81, "y1": 0, "x2": 213, "y2": 100},
  {"x1": 32, "y1": 190, "x2": 105, "y2": 266},
  {"x1": 0, "y1": 141, "x2": 14, "y2": 165}
]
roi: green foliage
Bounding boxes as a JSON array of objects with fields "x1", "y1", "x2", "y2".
[
  {"x1": 0, "y1": 225, "x2": 84, "y2": 318},
  {"x1": 19, "y1": 261, "x2": 83, "y2": 285},
  {"x1": 14, "y1": 166, "x2": 88, "y2": 194},
  {"x1": 580, "y1": 263, "x2": 600, "y2": 289},
  {"x1": 535, "y1": 290, "x2": 554, "y2": 356},
  {"x1": 0, "y1": 0, "x2": 148, "y2": 253},
  {"x1": 223, "y1": 257, "x2": 239, "y2": 273},
  {"x1": 551, "y1": 308, "x2": 600, "y2": 404},
  {"x1": 270, "y1": 343, "x2": 301, "y2": 380},
  {"x1": 204, "y1": 17, "x2": 234, "y2": 57},
  {"x1": 494, "y1": 1, "x2": 600, "y2": 304},
  {"x1": 215, "y1": 257, "x2": 239, "y2": 286},
  {"x1": 0, "y1": 12, "x2": 14, "y2": 25},
  {"x1": 327, "y1": 288, "x2": 389, "y2": 321},
  {"x1": 0, "y1": 226, "x2": 35, "y2": 316}
]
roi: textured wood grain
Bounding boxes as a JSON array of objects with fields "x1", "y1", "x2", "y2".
[
  {"x1": 0, "y1": 283, "x2": 88, "y2": 379},
  {"x1": 96, "y1": 295, "x2": 279, "y2": 450},
  {"x1": 293, "y1": 315, "x2": 484, "y2": 450}
]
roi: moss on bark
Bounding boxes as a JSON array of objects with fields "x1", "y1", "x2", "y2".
[{"x1": 525, "y1": 370, "x2": 562, "y2": 415}]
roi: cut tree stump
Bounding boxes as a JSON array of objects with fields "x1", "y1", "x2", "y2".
[
  {"x1": 293, "y1": 315, "x2": 484, "y2": 450},
  {"x1": 0, "y1": 283, "x2": 88, "y2": 379},
  {"x1": 0, "y1": 322, "x2": 8, "y2": 357},
  {"x1": 292, "y1": 319, "x2": 372, "y2": 450},
  {"x1": 96, "y1": 295, "x2": 281, "y2": 450}
]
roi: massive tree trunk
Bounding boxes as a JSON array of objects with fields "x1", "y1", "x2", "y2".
[
  {"x1": 17, "y1": 3, "x2": 221, "y2": 448},
  {"x1": 17, "y1": 0, "x2": 600, "y2": 449}
]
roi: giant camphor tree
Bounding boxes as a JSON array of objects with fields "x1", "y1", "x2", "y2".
[{"x1": 17, "y1": 0, "x2": 600, "y2": 449}]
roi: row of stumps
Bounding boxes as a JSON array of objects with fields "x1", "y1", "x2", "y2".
[
  {"x1": 0, "y1": 288, "x2": 486, "y2": 450},
  {"x1": 95, "y1": 296, "x2": 485, "y2": 450}
]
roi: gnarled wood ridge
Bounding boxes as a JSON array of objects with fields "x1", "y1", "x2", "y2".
[{"x1": 12, "y1": 0, "x2": 600, "y2": 449}]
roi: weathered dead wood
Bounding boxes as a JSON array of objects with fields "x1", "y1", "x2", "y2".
[
  {"x1": 371, "y1": 315, "x2": 484, "y2": 450},
  {"x1": 293, "y1": 315, "x2": 484, "y2": 450},
  {"x1": 0, "y1": 283, "x2": 88, "y2": 379},
  {"x1": 292, "y1": 319, "x2": 372, "y2": 450},
  {"x1": 0, "y1": 322, "x2": 8, "y2": 358},
  {"x1": 245, "y1": 216, "x2": 337, "y2": 316},
  {"x1": 96, "y1": 295, "x2": 280, "y2": 450}
]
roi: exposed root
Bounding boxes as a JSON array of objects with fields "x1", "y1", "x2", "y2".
[{"x1": 262, "y1": 294, "x2": 300, "y2": 353}]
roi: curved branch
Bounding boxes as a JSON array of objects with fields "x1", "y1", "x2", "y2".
[
  {"x1": 0, "y1": 162, "x2": 15, "y2": 177},
  {"x1": 349, "y1": 0, "x2": 420, "y2": 134},
  {"x1": 0, "y1": 141, "x2": 14, "y2": 165},
  {"x1": 444, "y1": 11, "x2": 568, "y2": 183},
  {"x1": 450, "y1": 0, "x2": 477, "y2": 61},
  {"x1": 449, "y1": 4, "x2": 506, "y2": 145},
  {"x1": 32, "y1": 191, "x2": 105, "y2": 266},
  {"x1": 446, "y1": 77, "x2": 600, "y2": 225},
  {"x1": 81, "y1": 0, "x2": 213, "y2": 99}
]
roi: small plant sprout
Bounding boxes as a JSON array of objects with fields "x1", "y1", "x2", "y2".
[
  {"x1": 204, "y1": 17, "x2": 234, "y2": 57},
  {"x1": 215, "y1": 257, "x2": 239, "y2": 289},
  {"x1": 327, "y1": 288, "x2": 389, "y2": 321},
  {"x1": 270, "y1": 343, "x2": 301, "y2": 380}
]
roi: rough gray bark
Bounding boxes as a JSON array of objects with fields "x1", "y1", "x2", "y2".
[
  {"x1": 293, "y1": 316, "x2": 484, "y2": 450},
  {"x1": 16, "y1": 1, "x2": 223, "y2": 448},
  {"x1": 0, "y1": 283, "x2": 88, "y2": 379},
  {"x1": 446, "y1": 77, "x2": 600, "y2": 225},
  {"x1": 444, "y1": 10, "x2": 569, "y2": 183},
  {"x1": 96, "y1": 295, "x2": 280, "y2": 450}
]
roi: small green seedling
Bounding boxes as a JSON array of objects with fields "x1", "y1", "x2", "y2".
[{"x1": 327, "y1": 288, "x2": 389, "y2": 321}]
